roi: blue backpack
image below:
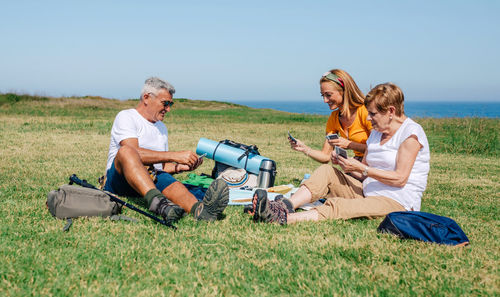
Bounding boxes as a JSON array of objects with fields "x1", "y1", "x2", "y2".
[{"x1": 377, "y1": 211, "x2": 469, "y2": 246}]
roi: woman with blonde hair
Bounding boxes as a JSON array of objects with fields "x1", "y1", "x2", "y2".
[
  {"x1": 289, "y1": 69, "x2": 372, "y2": 163},
  {"x1": 254, "y1": 83, "x2": 430, "y2": 224},
  {"x1": 274, "y1": 69, "x2": 373, "y2": 215}
]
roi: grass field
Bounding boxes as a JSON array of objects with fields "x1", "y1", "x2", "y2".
[{"x1": 0, "y1": 94, "x2": 498, "y2": 296}]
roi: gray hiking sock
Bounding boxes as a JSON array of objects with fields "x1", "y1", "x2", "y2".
[
  {"x1": 190, "y1": 201, "x2": 202, "y2": 215},
  {"x1": 145, "y1": 188, "x2": 163, "y2": 208}
]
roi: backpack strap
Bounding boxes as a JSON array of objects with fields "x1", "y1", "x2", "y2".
[
  {"x1": 212, "y1": 139, "x2": 260, "y2": 172},
  {"x1": 237, "y1": 149, "x2": 251, "y2": 171},
  {"x1": 62, "y1": 218, "x2": 73, "y2": 232},
  {"x1": 212, "y1": 140, "x2": 224, "y2": 161}
]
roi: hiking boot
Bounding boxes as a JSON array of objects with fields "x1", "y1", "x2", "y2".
[
  {"x1": 192, "y1": 179, "x2": 229, "y2": 221},
  {"x1": 273, "y1": 195, "x2": 295, "y2": 213},
  {"x1": 157, "y1": 199, "x2": 185, "y2": 223},
  {"x1": 243, "y1": 204, "x2": 253, "y2": 214},
  {"x1": 252, "y1": 189, "x2": 288, "y2": 225}
]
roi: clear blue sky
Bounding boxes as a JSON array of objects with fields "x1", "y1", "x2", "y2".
[{"x1": 1, "y1": 0, "x2": 499, "y2": 102}]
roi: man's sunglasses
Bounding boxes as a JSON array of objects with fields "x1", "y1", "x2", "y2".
[
  {"x1": 161, "y1": 100, "x2": 174, "y2": 108},
  {"x1": 148, "y1": 92, "x2": 174, "y2": 108}
]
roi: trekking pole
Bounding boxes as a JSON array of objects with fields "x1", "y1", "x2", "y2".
[{"x1": 69, "y1": 174, "x2": 177, "y2": 230}]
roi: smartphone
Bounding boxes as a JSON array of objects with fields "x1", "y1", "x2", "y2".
[
  {"x1": 326, "y1": 133, "x2": 339, "y2": 140},
  {"x1": 335, "y1": 146, "x2": 348, "y2": 159},
  {"x1": 287, "y1": 131, "x2": 297, "y2": 144}
]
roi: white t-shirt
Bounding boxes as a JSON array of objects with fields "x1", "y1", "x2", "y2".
[
  {"x1": 362, "y1": 118, "x2": 430, "y2": 211},
  {"x1": 106, "y1": 109, "x2": 168, "y2": 171}
]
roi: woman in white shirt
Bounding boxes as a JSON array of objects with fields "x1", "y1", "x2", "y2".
[{"x1": 251, "y1": 83, "x2": 430, "y2": 225}]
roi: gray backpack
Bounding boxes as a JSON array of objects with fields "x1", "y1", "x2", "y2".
[
  {"x1": 47, "y1": 185, "x2": 127, "y2": 231},
  {"x1": 48, "y1": 174, "x2": 177, "y2": 230}
]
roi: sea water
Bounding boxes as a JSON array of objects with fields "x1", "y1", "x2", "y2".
[{"x1": 233, "y1": 100, "x2": 500, "y2": 118}]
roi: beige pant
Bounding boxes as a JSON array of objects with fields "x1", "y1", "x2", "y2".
[{"x1": 302, "y1": 165, "x2": 405, "y2": 220}]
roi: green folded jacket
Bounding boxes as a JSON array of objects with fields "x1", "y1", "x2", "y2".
[{"x1": 182, "y1": 173, "x2": 214, "y2": 188}]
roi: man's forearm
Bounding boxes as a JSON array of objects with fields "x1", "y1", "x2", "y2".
[{"x1": 134, "y1": 147, "x2": 179, "y2": 165}]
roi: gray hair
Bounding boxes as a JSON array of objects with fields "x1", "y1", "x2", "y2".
[{"x1": 141, "y1": 77, "x2": 176, "y2": 98}]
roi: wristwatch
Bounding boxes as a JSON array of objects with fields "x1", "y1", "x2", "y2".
[{"x1": 362, "y1": 166, "x2": 369, "y2": 177}]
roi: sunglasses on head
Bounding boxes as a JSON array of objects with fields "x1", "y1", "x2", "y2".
[{"x1": 322, "y1": 72, "x2": 344, "y2": 88}]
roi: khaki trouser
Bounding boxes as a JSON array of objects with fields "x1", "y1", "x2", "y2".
[{"x1": 302, "y1": 165, "x2": 405, "y2": 220}]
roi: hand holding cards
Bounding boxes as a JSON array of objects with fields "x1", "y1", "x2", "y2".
[
  {"x1": 335, "y1": 146, "x2": 348, "y2": 159},
  {"x1": 326, "y1": 133, "x2": 339, "y2": 140}
]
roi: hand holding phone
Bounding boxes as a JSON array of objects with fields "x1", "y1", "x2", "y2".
[
  {"x1": 287, "y1": 131, "x2": 297, "y2": 144},
  {"x1": 192, "y1": 153, "x2": 207, "y2": 169},
  {"x1": 197, "y1": 153, "x2": 207, "y2": 164},
  {"x1": 326, "y1": 133, "x2": 339, "y2": 140},
  {"x1": 335, "y1": 146, "x2": 348, "y2": 159}
]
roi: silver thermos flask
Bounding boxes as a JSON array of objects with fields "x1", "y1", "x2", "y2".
[{"x1": 257, "y1": 159, "x2": 276, "y2": 188}]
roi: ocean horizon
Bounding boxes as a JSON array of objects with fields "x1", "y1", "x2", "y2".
[{"x1": 230, "y1": 100, "x2": 500, "y2": 118}]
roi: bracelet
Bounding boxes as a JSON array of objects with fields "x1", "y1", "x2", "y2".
[
  {"x1": 174, "y1": 163, "x2": 180, "y2": 174},
  {"x1": 362, "y1": 166, "x2": 369, "y2": 177}
]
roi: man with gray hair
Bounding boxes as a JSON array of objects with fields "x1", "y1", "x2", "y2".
[{"x1": 104, "y1": 77, "x2": 229, "y2": 223}]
